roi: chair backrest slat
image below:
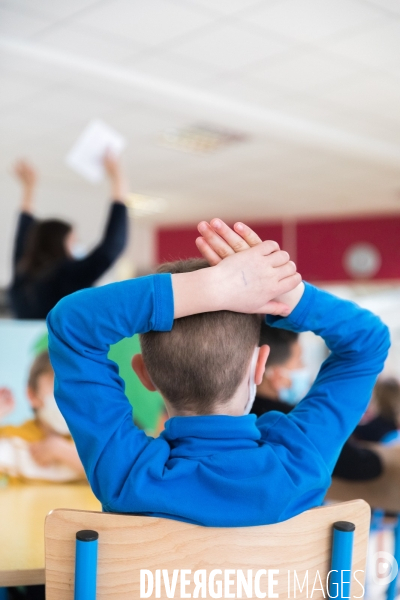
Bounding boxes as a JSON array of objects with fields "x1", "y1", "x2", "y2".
[{"x1": 45, "y1": 499, "x2": 370, "y2": 600}]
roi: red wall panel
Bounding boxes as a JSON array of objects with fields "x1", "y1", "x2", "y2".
[
  {"x1": 157, "y1": 223, "x2": 283, "y2": 264},
  {"x1": 157, "y1": 215, "x2": 400, "y2": 282},
  {"x1": 297, "y1": 216, "x2": 400, "y2": 281}
]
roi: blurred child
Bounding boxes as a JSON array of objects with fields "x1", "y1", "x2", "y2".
[
  {"x1": 355, "y1": 378, "x2": 400, "y2": 442},
  {"x1": 252, "y1": 326, "x2": 383, "y2": 481},
  {"x1": 0, "y1": 351, "x2": 84, "y2": 482}
]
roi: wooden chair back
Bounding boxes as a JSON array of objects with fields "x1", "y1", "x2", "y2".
[{"x1": 45, "y1": 499, "x2": 370, "y2": 599}]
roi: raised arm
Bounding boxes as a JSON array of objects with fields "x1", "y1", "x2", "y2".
[
  {"x1": 47, "y1": 274, "x2": 174, "y2": 504},
  {"x1": 58, "y1": 154, "x2": 129, "y2": 293},
  {"x1": 266, "y1": 283, "x2": 390, "y2": 471},
  {"x1": 14, "y1": 159, "x2": 36, "y2": 215},
  {"x1": 12, "y1": 160, "x2": 37, "y2": 268}
]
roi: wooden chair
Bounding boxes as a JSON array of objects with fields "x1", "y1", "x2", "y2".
[{"x1": 45, "y1": 499, "x2": 370, "y2": 600}]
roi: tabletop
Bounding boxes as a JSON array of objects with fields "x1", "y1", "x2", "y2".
[
  {"x1": 0, "y1": 482, "x2": 100, "y2": 587},
  {"x1": 327, "y1": 443, "x2": 400, "y2": 513}
]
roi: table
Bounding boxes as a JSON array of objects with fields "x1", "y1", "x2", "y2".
[
  {"x1": 0, "y1": 482, "x2": 100, "y2": 587},
  {"x1": 326, "y1": 443, "x2": 400, "y2": 512}
]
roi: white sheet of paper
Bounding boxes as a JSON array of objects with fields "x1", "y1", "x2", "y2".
[{"x1": 66, "y1": 119, "x2": 126, "y2": 183}]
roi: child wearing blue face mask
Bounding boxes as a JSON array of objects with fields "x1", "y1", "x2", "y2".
[
  {"x1": 251, "y1": 325, "x2": 385, "y2": 481},
  {"x1": 47, "y1": 220, "x2": 390, "y2": 527},
  {"x1": 278, "y1": 368, "x2": 311, "y2": 405},
  {"x1": 259, "y1": 328, "x2": 310, "y2": 406}
]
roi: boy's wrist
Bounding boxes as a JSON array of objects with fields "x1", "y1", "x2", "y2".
[
  {"x1": 274, "y1": 282, "x2": 305, "y2": 314},
  {"x1": 172, "y1": 267, "x2": 221, "y2": 319}
]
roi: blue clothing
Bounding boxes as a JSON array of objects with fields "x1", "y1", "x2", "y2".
[{"x1": 47, "y1": 277, "x2": 390, "y2": 527}]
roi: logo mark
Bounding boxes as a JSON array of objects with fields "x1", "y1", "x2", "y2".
[{"x1": 372, "y1": 551, "x2": 398, "y2": 586}]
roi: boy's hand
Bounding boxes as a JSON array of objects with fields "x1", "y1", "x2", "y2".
[
  {"x1": 172, "y1": 235, "x2": 301, "y2": 318},
  {"x1": 196, "y1": 219, "x2": 304, "y2": 314},
  {"x1": 0, "y1": 388, "x2": 15, "y2": 420}
]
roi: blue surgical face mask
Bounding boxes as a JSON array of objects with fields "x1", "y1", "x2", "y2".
[
  {"x1": 70, "y1": 243, "x2": 87, "y2": 260},
  {"x1": 278, "y1": 368, "x2": 310, "y2": 406}
]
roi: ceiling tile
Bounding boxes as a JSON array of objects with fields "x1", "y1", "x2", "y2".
[
  {"x1": 0, "y1": 5, "x2": 51, "y2": 38},
  {"x1": 361, "y1": 0, "x2": 400, "y2": 17},
  {"x1": 169, "y1": 22, "x2": 289, "y2": 70},
  {"x1": 267, "y1": 93, "x2": 400, "y2": 146},
  {"x1": 312, "y1": 72, "x2": 400, "y2": 122},
  {"x1": 325, "y1": 20, "x2": 400, "y2": 72},
  {"x1": 75, "y1": 0, "x2": 216, "y2": 47},
  {"x1": 247, "y1": 49, "x2": 364, "y2": 95},
  {"x1": 0, "y1": 0, "x2": 100, "y2": 20},
  {"x1": 121, "y1": 52, "x2": 213, "y2": 86},
  {"x1": 22, "y1": 86, "x2": 126, "y2": 125},
  {"x1": 0, "y1": 51, "x2": 70, "y2": 86},
  {"x1": 243, "y1": 0, "x2": 384, "y2": 43},
  {"x1": 0, "y1": 75, "x2": 49, "y2": 109},
  {"x1": 205, "y1": 76, "x2": 283, "y2": 108},
  {"x1": 34, "y1": 23, "x2": 145, "y2": 63},
  {"x1": 182, "y1": 0, "x2": 270, "y2": 15},
  {"x1": 105, "y1": 104, "x2": 190, "y2": 141}
]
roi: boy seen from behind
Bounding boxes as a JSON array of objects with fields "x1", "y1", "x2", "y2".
[{"x1": 47, "y1": 220, "x2": 390, "y2": 526}]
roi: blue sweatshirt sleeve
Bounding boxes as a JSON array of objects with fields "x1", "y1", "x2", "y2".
[
  {"x1": 260, "y1": 283, "x2": 390, "y2": 472},
  {"x1": 46, "y1": 274, "x2": 174, "y2": 505}
]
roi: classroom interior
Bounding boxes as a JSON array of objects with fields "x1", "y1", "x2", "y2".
[{"x1": 1, "y1": 0, "x2": 400, "y2": 599}]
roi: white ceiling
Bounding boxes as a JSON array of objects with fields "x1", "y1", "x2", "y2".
[{"x1": 2, "y1": 0, "x2": 400, "y2": 284}]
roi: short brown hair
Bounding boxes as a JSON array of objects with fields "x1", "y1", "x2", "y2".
[
  {"x1": 140, "y1": 258, "x2": 261, "y2": 414},
  {"x1": 373, "y1": 378, "x2": 400, "y2": 422},
  {"x1": 28, "y1": 350, "x2": 53, "y2": 393}
]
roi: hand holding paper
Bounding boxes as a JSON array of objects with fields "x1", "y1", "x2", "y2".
[{"x1": 66, "y1": 119, "x2": 126, "y2": 184}]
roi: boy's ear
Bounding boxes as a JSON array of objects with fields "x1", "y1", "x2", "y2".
[
  {"x1": 255, "y1": 345, "x2": 270, "y2": 386},
  {"x1": 131, "y1": 354, "x2": 157, "y2": 392}
]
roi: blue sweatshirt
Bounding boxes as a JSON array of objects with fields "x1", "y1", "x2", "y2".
[{"x1": 47, "y1": 276, "x2": 390, "y2": 527}]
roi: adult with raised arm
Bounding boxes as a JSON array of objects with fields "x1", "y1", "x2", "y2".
[{"x1": 9, "y1": 155, "x2": 128, "y2": 319}]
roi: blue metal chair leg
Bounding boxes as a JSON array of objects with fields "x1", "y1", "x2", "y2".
[
  {"x1": 386, "y1": 516, "x2": 400, "y2": 600},
  {"x1": 329, "y1": 521, "x2": 355, "y2": 600},
  {"x1": 74, "y1": 529, "x2": 98, "y2": 600}
]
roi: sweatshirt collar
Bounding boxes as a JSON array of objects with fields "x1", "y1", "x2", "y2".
[{"x1": 162, "y1": 414, "x2": 261, "y2": 442}]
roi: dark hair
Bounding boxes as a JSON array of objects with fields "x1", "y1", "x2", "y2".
[
  {"x1": 27, "y1": 350, "x2": 53, "y2": 393},
  {"x1": 259, "y1": 323, "x2": 299, "y2": 366},
  {"x1": 373, "y1": 378, "x2": 400, "y2": 421},
  {"x1": 18, "y1": 219, "x2": 72, "y2": 279},
  {"x1": 140, "y1": 258, "x2": 262, "y2": 415}
]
